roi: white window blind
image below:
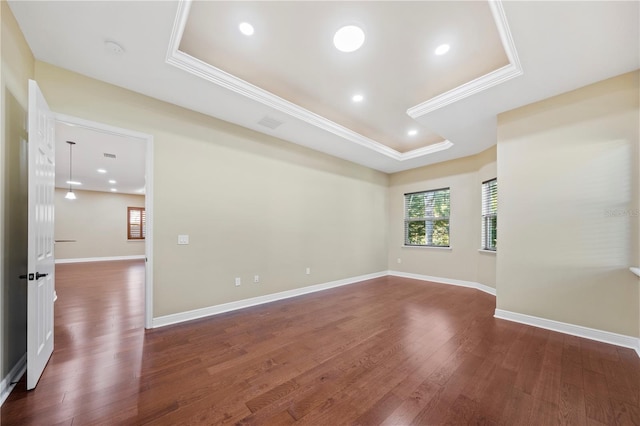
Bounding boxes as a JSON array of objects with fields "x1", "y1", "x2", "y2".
[
  {"x1": 128, "y1": 207, "x2": 146, "y2": 240},
  {"x1": 404, "y1": 188, "x2": 450, "y2": 247},
  {"x1": 482, "y1": 179, "x2": 497, "y2": 251}
]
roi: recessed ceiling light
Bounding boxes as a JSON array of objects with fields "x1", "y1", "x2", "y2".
[
  {"x1": 110, "y1": 188, "x2": 117, "y2": 192},
  {"x1": 97, "y1": 169, "x2": 107, "y2": 174},
  {"x1": 352, "y1": 94, "x2": 364, "y2": 103},
  {"x1": 408, "y1": 129, "x2": 418, "y2": 136},
  {"x1": 333, "y1": 25, "x2": 365, "y2": 53},
  {"x1": 108, "y1": 179, "x2": 117, "y2": 184},
  {"x1": 435, "y1": 44, "x2": 450, "y2": 56},
  {"x1": 239, "y1": 22, "x2": 254, "y2": 36},
  {"x1": 66, "y1": 180, "x2": 82, "y2": 185}
]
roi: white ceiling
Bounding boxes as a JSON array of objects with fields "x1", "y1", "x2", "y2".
[
  {"x1": 55, "y1": 121, "x2": 146, "y2": 195},
  {"x1": 9, "y1": 1, "x2": 640, "y2": 177},
  {"x1": 180, "y1": 1, "x2": 508, "y2": 153}
]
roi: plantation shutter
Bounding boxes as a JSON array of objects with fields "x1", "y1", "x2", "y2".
[{"x1": 128, "y1": 207, "x2": 146, "y2": 240}]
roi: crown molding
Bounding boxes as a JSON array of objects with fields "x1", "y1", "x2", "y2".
[
  {"x1": 407, "y1": 0, "x2": 523, "y2": 119},
  {"x1": 399, "y1": 140, "x2": 454, "y2": 160},
  {"x1": 166, "y1": 0, "x2": 191, "y2": 62},
  {"x1": 166, "y1": 0, "x2": 460, "y2": 164}
]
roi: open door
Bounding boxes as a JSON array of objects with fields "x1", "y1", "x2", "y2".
[{"x1": 26, "y1": 80, "x2": 55, "y2": 390}]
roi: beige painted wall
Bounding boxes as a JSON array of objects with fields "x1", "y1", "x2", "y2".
[
  {"x1": 388, "y1": 146, "x2": 497, "y2": 288},
  {"x1": 34, "y1": 62, "x2": 389, "y2": 317},
  {"x1": 3, "y1": 5, "x2": 636, "y2": 370},
  {"x1": 54, "y1": 189, "x2": 145, "y2": 260},
  {"x1": 1, "y1": 0, "x2": 34, "y2": 380},
  {"x1": 497, "y1": 71, "x2": 640, "y2": 337}
]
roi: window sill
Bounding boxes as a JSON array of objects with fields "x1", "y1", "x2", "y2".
[
  {"x1": 127, "y1": 239, "x2": 145, "y2": 242},
  {"x1": 402, "y1": 245, "x2": 452, "y2": 250},
  {"x1": 478, "y1": 249, "x2": 496, "y2": 254},
  {"x1": 630, "y1": 267, "x2": 640, "y2": 278}
]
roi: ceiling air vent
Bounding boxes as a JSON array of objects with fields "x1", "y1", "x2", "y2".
[
  {"x1": 257, "y1": 116, "x2": 283, "y2": 130},
  {"x1": 103, "y1": 153, "x2": 116, "y2": 159}
]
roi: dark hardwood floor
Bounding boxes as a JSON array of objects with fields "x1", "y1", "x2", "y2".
[{"x1": 2, "y1": 260, "x2": 638, "y2": 425}]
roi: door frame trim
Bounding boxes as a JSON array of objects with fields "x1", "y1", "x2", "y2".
[{"x1": 55, "y1": 113, "x2": 154, "y2": 329}]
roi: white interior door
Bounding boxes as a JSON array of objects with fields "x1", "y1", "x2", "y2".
[{"x1": 26, "y1": 79, "x2": 56, "y2": 390}]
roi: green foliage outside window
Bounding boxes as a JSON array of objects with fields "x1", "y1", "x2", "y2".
[{"x1": 404, "y1": 189, "x2": 450, "y2": 247}]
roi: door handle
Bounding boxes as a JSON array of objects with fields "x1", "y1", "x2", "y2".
[
  {"x1": 35, "y1": 272, "x2": 48, "y2": 279},
  {"x1": 20, "y1": 273, "x2": 35, "y2": 280}
]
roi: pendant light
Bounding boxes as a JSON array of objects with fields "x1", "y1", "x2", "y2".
[{"x1": 65, "y1": 141, "x2": 77, "y2": 200}]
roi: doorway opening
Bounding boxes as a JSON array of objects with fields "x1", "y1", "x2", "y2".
[{"x1": 54, "y1": 114, "x2": 153, "y2": 328}]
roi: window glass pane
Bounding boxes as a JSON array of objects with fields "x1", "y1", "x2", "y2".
[
  {"x1": 432, "y1": 219, "x2": 450, "y2": 246},
  {"x1": 407, "y1": 221, "x2": 426, "y2": 245},
  {"x1": 482, "y1": 179, "x2": 497, "y2": 250},
  {"x1": 404, "y1": 188, "x2": 450, "y2": 246},
  {"x1": 406, "y1": 194, "x2": 426, "y2": 219},
  {"x1": 431, "y1": 190, "x2": 450, "y2": 218}
]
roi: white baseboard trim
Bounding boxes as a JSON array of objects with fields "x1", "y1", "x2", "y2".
[
  {"x1": 152, "y1": 271, "x2": 388, "y2": 328},
  {"x1": 495, "y1": 309, "x2": 640, "y2": 357},
  {"x1": 55, "y1": 255, "x2": 145, "y2": 264},
  {"x1": 150, "y1": 270, "x2": 639, "y2": 358},
  {"x1": 388, "y1": 270, "x2": 497, "y2": 296},
  {"x1": 0, "y1": 353, "x2": 26, "y2": 407}
]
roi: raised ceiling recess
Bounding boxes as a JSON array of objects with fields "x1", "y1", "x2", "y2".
[{"x1": 168, "y1": 0, "x2": 517, "y2": 158}]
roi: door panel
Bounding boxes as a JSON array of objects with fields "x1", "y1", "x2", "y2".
[{"x1": 26, "y1": 79, "x2": 55, "y2": 390}]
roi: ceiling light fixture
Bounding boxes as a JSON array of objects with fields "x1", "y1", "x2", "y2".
[
  {"x1": 66, "y1": 180, "x2": 82, "y2": 186},
  {"x1": 108, "y1": 179, "x2": 116, "y2": 184},
  {"x1": 333, "y1": 25, "x2": 365, "y2": 53},
  {"x1": 352, "y1": 94, "x2": 364, "y2": 103},
  {"x1": 435, "y1": 44, "x2": 450, "y2": 56},
  {"x1": 65, "y1": 141, "x2": 77, "y2": 200},
  {"x1": 408, "y1": 129, "x2": 418, "y2": 136},
  {"x1": 239, "y1": 22, "x2": 254, "y2": 36},
  {"x1": 97, "y1": 168, "x2": 107, "y2": 174},
  {"x1": 110, "y1": 188, "x2": 117, "y2": 192}
]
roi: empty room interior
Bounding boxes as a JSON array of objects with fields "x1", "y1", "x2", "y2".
[{"x1": 1, "y1": 1, "x2": 639, "y2": 424}]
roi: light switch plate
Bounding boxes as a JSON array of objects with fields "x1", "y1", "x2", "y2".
[{"x1": 178, "y1": 234, "x2": 189, "y2": 245}]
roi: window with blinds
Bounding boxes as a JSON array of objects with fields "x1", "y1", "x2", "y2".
[
  {"x1": 482, "y1": 178, "x2": 497, "y2": 251},
  {"x1": 404, "y1": 188, "x2": 450, "y2": 247},
  {"x1": 127, "y1": 207, "x2": 146, "y2": 240}
]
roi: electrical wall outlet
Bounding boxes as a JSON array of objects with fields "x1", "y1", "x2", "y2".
[
  {"x1": 254, "y1": 275, "x2": 259, "y2": 283},
  {"x1": 235, "y1": 277, "x2": 241, "y2": 286},
  {"x1": 397, "y1": 258, "x2": 402, "y2": 264},
  {"x1": 178, "y1": 234, "x2": 189, "y2": 245}
]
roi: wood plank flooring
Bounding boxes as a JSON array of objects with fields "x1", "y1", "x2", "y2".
[{"x1": 2, "y1": 260, "x2": 638, "y2": 425}]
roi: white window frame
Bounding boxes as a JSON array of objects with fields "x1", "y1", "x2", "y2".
[
  {"x1": 404, "y1": 188, "x2": 450, "y2": 247},
  {"x1": 481, "y1": 178, "x2": 497, "y2": 251}
]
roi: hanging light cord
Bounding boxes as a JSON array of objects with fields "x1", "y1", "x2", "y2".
[
  {"x1": 66, "y1": 141, "x2": 76, "y2": 195},
  {"x1": 69, "y1": 142, "x2": 73, "y2": 190}
]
